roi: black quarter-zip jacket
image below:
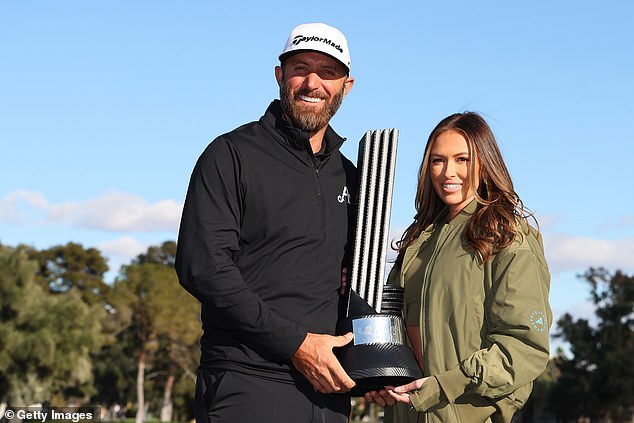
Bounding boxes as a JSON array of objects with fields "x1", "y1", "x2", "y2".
[{"x1": 175, "y1": 100, "x2": 357, "y2": 379}]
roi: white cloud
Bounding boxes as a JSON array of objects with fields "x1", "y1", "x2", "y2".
[
  {"x1": 98, "y1": 235, "x2": 147, "y2": 261},
  {"x1": 543, "y1": 232, "x2": 634, "y2": 274},
  {"x1": 97, "y1": 236, "x2": 151, "y2": 282},
  {"x1": 47, "y1": 190, "x2": 182, "y2": 232},
  {"x1": 0, "y1": 190, "x2": 48, "y2": 224},
  {"x1": 0, "y1": 189, "x2": 183, "y2": 233}
]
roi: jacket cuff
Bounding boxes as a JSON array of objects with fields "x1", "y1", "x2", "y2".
[
  {"x1": 286, "y1": 329, "x2": 309, "y2": 361},
  {"x1": 409, "y1": 377, "x2": 442, "y2": 412},
  {"x1": 435, "y1": 364, "x2": 472, "y2": 403}
]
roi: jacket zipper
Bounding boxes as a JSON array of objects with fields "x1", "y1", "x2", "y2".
[
  {"x1": 314, "y1": 167, "x2": 323, "y2": 205},
  {"x1": 420, "y1": 224, "x2": 450, "y2": 376},
  {"x1": 300, "y1": 134, "x2": 326, "y2": 205},
  {"x1": 310, "y1": 153, "x2": 330, "y2": 206}
]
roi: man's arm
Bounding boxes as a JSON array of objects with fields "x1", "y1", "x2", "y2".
[
  {"x1": 175, "y1": 138, "x2": 306, "y2": 361},
  {"x1": 175, "y1": 138, "x2": 355, "y2": 393}
]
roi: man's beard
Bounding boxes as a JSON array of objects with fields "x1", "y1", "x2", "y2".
[{"x1": 279, "y1": 78, "x2": 345, "y2": 133}]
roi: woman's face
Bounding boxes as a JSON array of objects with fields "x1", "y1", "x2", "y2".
[{"x1": 429, "y1": 130, "x2": 480, "y2": 220}]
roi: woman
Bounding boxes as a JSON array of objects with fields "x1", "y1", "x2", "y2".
[{"x1": 366, "y1": 112, "x2": 551, "y2": 422}]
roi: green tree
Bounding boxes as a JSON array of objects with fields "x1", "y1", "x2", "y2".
[
  {"x1": 90, "y1": 327, "x2": 137, "y2": 413},
  {"x1": 136, "y1": 241, "x2": 176, "y2": 267},
  {"x1": 552, "y1": 268, "x2": 634, "y2": 422},
  {"x1": 153, "y1": 277, "x2": 199, "y2": 421},
  {"x1": 108, "y1": 241, "x2": 200, "y2": 423},
  {"x1": 28, "y1": 242, "x2": 110, "y2": 306},
  {"x1": 0, "y1": 244, "x2": 102, "y2": 406},
  {"x1": 110, "y1": 263, "x2": 158, "y2": 423},
  {"x1": 134, "y1": 241, "x2": 199, "y2": 422}
]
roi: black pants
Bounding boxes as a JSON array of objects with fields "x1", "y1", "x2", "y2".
[{"x1": 195, "y1": 368, "x2": 350, "y2": 423}]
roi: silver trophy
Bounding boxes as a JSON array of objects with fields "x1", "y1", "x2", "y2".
[{"x1": 337, "y1": 129, "x2": 422, "y2": 396}]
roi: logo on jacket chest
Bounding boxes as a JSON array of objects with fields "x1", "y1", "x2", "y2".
[{"x1": 337, "y1": 186, "x2": 351, "y2": 204}]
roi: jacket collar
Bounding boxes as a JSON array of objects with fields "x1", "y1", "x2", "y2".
[
  {"x1": 418, "y1": 198, "x2": 478, "y2": 242},
  {"x1": 447, "y1": 197, "x2": 478, "y2": 228},
  {"x1": 260, "y1": 100, "x2": 346, "y2": 155},
  {"x1": 400, "y1": 198, "x2": 479, "y2": 281}
]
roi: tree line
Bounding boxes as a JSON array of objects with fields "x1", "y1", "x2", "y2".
[
  {"x1": 0, "y1": 241, "x2": 632, "y2": 422},
  {"x1": 0, "y1": 241, "x2": 200, "y2": 422}
]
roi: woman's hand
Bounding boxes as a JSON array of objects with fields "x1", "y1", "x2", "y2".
[
  {"x1": 364, "y1": 377, "x2": 430, "y2": 407},
  {"x1": 364, "y1": 388, "x2": 396, "y2": 407}
]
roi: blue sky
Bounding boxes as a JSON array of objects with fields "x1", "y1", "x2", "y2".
[{"x1": 2, "y1": 1, "x2": 633, "y2": 351}]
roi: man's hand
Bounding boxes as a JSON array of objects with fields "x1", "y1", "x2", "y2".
[{"x1": 291, "y1": 332, "x2": 356, "y2": 394}]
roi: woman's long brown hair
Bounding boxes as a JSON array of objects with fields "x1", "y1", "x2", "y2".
[{"x1": 394, "y1": 112, "x2": 536, "y2": 264}]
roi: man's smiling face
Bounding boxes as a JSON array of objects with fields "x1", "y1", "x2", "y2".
[{"x1": 276, "y1": 51, "x2": 353, "y2": 133}]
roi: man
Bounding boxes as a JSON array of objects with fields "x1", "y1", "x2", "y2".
[{"x1": 175, "y1": 23, "x2": 358, "y2": 422}]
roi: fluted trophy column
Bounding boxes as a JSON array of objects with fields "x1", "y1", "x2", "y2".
[{"x1": 337, "y1": 129, "x2": 422, "y2": 396}]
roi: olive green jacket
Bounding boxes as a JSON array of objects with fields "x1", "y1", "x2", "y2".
[{"x1": 385, "y1": 200, "x2": 551, "y2": 423}]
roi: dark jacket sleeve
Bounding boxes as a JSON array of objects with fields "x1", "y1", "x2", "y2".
[{"x1": 175, "y1": 137, "x2": 307, "y2": 362}]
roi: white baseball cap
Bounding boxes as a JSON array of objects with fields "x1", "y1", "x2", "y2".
[{"x1": 279, "y1": 23, "x2": 351, "y2": 73}]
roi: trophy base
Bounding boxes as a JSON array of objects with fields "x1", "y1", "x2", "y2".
[
  {"x1": 347, "y1": 375, "x2": 419, "y2": 397},
  {"x1": 336, "y1": 335, "x2": 423, "y2": 396}
]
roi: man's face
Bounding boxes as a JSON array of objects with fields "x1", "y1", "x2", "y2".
[{"x1": 276, "y1": 51, "x2": 354, "y2": 133}]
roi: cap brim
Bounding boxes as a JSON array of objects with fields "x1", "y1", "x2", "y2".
[{"x1": 279, "y1": 49, "x2": 350, "y2": 73}]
